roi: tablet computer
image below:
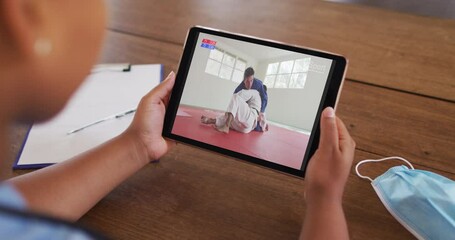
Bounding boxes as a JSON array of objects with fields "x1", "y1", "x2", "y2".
[{"x1": 163, "y1": 26, "x2": 347, "y2": 177}]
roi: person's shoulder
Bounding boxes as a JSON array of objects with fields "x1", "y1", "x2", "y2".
[
  {"x1": 253, "y1": 78, "x2": 264, "y2": 85},
  {"x1": 252, "y1": 79, "x2": 264, "y2": 90},
  {"x1": 234, "y1": 83, "x2": 244, "y2": 92}
]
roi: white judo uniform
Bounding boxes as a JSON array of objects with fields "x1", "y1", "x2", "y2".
[{"x1": 215, "y1": 89, "x2": 261, "y2": 133}]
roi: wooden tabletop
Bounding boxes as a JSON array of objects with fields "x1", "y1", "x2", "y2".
[{"x1": 6, "y1": 0, "x2": 455, "y2": 239}]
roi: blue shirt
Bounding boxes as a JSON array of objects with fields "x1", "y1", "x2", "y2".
[
  {"x1": 0, "y1": 184, "x2": 99, "y2": 240},
  {"x1": 234, "y1": 78, "x2": 268, "y2": 131}
]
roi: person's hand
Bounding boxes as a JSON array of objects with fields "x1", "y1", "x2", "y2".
[
  {"x1": 304, "y1": 107, "x2": 355, "y2": 205},
  {"x1": 258, "y1": 112, "x2": 265, "y2": 121},
  {"x1": 124, "y1": 71, "x2": 176, "y2": 162}
]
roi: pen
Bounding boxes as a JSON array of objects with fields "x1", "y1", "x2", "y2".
[{"x1": 67, "y1": 108, "x2": 137, "y2": 135}]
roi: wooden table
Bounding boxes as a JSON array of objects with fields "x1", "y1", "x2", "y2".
[{"x1": 6, "y1": 0, "x2": 455, "y2": 239}]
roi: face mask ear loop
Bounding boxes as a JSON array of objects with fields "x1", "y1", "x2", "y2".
[
  {"x1": 355, "y1": 160, "x2": 374, "y2": 182},
  {"x1": 355, "y1": 156, "x2": 415, "y2": 182}
]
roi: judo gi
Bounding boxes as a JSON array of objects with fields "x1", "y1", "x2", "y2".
[{"x1": 215, "y1": 89, "x2": 261, "y2": 133}]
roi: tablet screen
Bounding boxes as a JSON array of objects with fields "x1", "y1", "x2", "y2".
[{"x1": 163, "y1": 26, "x2": 347, "y2": 177}]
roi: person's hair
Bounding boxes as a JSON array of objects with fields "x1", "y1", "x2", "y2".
[
  {"x1": 263, "y1": 84, "x2": 267, "y2": 93},
  {"x1": 244, "y1": 67, "x2": 255, "y2": 79}
]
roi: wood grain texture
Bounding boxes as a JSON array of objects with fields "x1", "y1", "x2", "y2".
[
  {"x1": 99, "y1": 31, "x2": 181, "y2": 73},
  {"x1": 5, "y1": 29, "x2": 453, "y2": 240},
  {"x1": 76, "y1": 144, "x2": 455, "y2": 240},
  {"x1": 101, "y1": 30, "x2": 455, "y2": 173},
  {"x1": 338, "y1": 80, "x2": 455, "y2": 172},
  {"x1": 90, "y1": 29, "x2": 455, "y2": 239},
  {"x1": 106, "y1": 0, "x2": 455, "y2": 101},
  {"x1": 345, "y1": 151, "x2": 455, "y2": 240},
  {"x1": 79, "y1": 143, "x2": 306, "y2": 240},
  {"x1": 4, "y1": 1, "x2": 455, "y2": 239}
]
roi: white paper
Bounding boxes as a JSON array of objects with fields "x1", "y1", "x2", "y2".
[{"x1": 16, "y1": 64, "x2": 162, "y2": 167}]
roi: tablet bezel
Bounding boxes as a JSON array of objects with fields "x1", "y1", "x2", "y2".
[{"x1": 163, "y1": 26, "x2": 347, "y2": 177}]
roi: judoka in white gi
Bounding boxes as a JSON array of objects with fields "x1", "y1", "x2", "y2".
[{"x1": 201, "y1": 89, "x2": 268, "y2": 134}]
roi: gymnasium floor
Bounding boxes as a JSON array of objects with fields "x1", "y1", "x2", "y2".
[{"x1": 171, "y1": 105, "x2": 310, "y2": 169}]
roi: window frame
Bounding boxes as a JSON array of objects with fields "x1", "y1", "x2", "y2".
[
  {"x1": 204, "y1": 47, "x2": 247, "y2": 83},
  {"x1": 264, "y1": 58, "x2": 310, "y2": 89}
]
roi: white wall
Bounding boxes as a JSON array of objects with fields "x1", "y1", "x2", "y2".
[
  {"x1": 255, "y1": 55, "x2": 333, "y2": 132},
  {"x1": 180, "y1": 34, "x2": 257, "y2": 111},
  {"x1": 180, "y1": 33, "x2": 333, "y2": 133}
]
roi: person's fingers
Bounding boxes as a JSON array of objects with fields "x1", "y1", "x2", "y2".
[
  {"x1": 336, "y1": 117, "x2": 356, "y2": 153},
  {"x1": 319, "y1": 107, "x2": 339, "y2": 150}
]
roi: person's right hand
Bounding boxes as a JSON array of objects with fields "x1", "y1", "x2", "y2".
[{"x1": 304, "y1": 107, "x2": 356, "y2": 205}]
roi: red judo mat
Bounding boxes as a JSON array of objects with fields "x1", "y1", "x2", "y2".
[{"x1": 172, "y1": 105, "x2": 310, "y2": 169}]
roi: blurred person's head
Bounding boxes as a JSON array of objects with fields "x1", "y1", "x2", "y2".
[
  {"x1": 0, "y1": 0, "x2": 107, "y2": 123},
  {"x1": 243, "y1": 67, "x2": 254, "y2": 89}
]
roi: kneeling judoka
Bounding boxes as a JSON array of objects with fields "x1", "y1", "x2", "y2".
[{"x1": 201, "y1": 89, "x2": 268, "y2": 134}]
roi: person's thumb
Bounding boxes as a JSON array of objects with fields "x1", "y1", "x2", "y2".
[
  {"x1": 319, "y1": 107, "x2": 339, "y2": 150},
  {"x1": 158, "y1": 71, "x2": 176, "y2": 95},
  {"x1": 146, "y1": 71, "x2": 175, "y2": 104}
]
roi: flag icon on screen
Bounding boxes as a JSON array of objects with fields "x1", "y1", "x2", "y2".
[{"x1": 201, "y1": 39, "x2": 217, "y2": 50}]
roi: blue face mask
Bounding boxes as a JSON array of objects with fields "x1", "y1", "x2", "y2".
[{"x1": 355, "y1": 157, "x2": 455, "y2": 240}]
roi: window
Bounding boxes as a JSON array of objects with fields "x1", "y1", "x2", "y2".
[
  {"x1": 263, "y1": 58, "x2": 310, "y2": 89},
  {"x1": 232, "y1": 58, "x2": 246, "y2": 83},
  {"x1": 205, "y1": 47, "x2": 247, "y2": 83},
  {"x1": 205, "y1": 48, "x2": 223, "y2": 76}
]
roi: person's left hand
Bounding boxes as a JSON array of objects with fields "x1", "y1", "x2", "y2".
[
  {"x1": 304, "y1": 107, "x2": 355, "y2": 205},
  {"x1": 124, "y1": 71, "x2": 176, "y2": 162}
]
